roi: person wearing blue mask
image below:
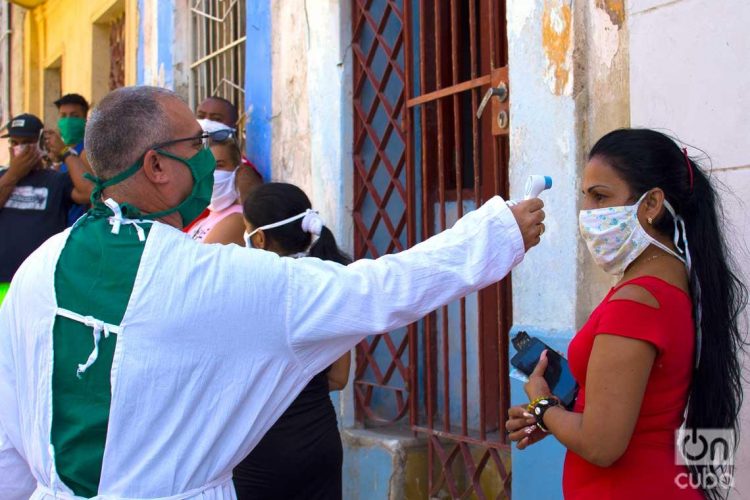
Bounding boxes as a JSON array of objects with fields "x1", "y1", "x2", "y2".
[{"x1": 0, "y1": 86, "x2": 545, "y2": 499}]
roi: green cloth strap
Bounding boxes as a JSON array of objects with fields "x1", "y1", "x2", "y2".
[
  {"x1": 51, "y1": 210, "x2": 152, "y2": 497},
  {"x1": 85, "y1": 150, "x2": 182, "y2": 222}
]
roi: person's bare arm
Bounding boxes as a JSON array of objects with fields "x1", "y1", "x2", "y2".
[
  {"x1": 508, "y1": 285, "x2": 658, "y2": 466},
  {"x1": 64, "y1": 154, "x2": 94, "y2": 205},
  {"x1": 539, "y1": 335, "x2": 654, "y2": 466},
  {"x1": 203, "y1": 212, "x2": 246, "y2": 246},
  {"x1": 327, "y1": 351, "x2": 352, "y2": 391},
  {"x1": 44, "y1": 129, "x2": 93, "y2": 205},
  {"x1": 0, "y1": 148, "x2": 40, "y2": 210}
]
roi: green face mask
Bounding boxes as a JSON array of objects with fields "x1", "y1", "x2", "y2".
[
  {"x1": 58, "y1": 117, "x2": 87, "y2": 145},
  {"x1": 87, "y1": 146, "x2": 216, "y2": 227}
]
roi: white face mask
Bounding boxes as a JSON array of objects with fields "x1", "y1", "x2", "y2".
[
  {"x1": 579, "y1": 191, "x2": 691, "y2": 276},
  {"x1": 243, "y1": 209, "x2": 324, "y2": 250},
  {"x1": 208, "y1": 167, "x2": 239, "y2": 212}
]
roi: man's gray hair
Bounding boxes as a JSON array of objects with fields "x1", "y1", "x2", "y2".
[{"x1": 85, "y1": 86, "x2": 178, "y2": 179}]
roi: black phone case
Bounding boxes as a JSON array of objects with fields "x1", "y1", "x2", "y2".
[{"x1": 510, "y1": 331, "x2": 578, "y2": 409}]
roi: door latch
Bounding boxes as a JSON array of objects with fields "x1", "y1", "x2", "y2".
[{"x1": 475, "y1": 83, "x2": 508, "y2": 120}]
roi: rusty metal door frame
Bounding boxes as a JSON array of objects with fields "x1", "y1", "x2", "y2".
[{"x1": 352, "y1": 0, "x2": 512, "y2": 497}]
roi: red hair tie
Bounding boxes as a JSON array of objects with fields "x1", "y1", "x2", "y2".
[{"x1": 682, "y1": 147, "x2": 694, "y2": 192}]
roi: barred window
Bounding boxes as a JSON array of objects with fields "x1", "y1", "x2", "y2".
[{"x1": 190, "y1": 0, "x2": 246, "y2": 133}]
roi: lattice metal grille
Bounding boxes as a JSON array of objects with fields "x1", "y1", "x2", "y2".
[
  {"x1": 352, "y1": 0, "x2": 513, "y2": 498},
  {"x1": 190, "y1": 0, "x2": 246, "y2": 130},
  {"x1": 351, "y1": 0, "x2": 414, "y2": 425}
]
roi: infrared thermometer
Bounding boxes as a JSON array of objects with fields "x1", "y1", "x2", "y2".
[
  {"x1": 524, "y1": 175, "x2": 552, "y2": 199},
  {"x1": 507, "y1": 175, "x2": 552, "y2": 206}
]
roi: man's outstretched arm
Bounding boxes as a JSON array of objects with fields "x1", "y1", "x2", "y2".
[{"x1": 284, "y1": 197, "x2": 545, "y2": 375}]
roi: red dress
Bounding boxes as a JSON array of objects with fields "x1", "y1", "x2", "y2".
[{"x1": 563, "y1": 276, "x2": 702, "y2": 499}]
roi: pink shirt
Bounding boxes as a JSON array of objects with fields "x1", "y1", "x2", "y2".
[{"x1": 187, "y1": 204, "x2": 243, "y2": 242}]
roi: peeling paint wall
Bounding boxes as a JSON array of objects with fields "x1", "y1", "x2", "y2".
[
  {"x1": 577, "y1": 0, "x2": 630, "y2": 327},
  {"x1": 507, "y1": 1, "x2": 581, "y2": 496},
  {"x1": 138, "y1": 0, "x2": 173, "y2": 88},
  {"x1": 266, "y1": 0, "x2": 356, "y2": 436},
  {"x1": 269, "y1": 0, "x2": 353, "y2": 253},
  {"x1": 270, "y1": 0, "x2": 312, "y2": 192},
  {"x1": 541, "y1": 0, "x2": 574, "y2": 96},
  {"x1": 509, "y1": 0, "x2": 628, "y2": 497}
]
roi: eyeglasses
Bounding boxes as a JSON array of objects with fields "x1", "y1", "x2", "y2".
[{"x1": 151, "y1": 128, "x2": 236, "y2": 151}]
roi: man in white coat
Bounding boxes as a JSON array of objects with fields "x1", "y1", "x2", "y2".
[{"x1": 0, "y1": 86, "x2": 545, "y2": 499}]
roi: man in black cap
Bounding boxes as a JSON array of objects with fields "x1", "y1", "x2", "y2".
[{"x1": 0, "y1": 113, "x2": 92, "y2": 286}]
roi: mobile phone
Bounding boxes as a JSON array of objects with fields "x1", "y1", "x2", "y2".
[
  {"x1": 510, "y1": 331, "x2": 578, "y2": 409},
  {"x1": 38, "y1": 129, "x2": 49, "y2": 160}
]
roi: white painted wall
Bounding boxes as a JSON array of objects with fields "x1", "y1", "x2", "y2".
[
  {"x1": 269, "y1": 0, "x2": 355, "y2": 425},
  {"x1": 629, "y1": 1, "x2": 750, "y2": 497}
]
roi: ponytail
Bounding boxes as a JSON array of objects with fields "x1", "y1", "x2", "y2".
[
  {"x1": 681, "y1": 159, "x2": 747, "y2": 499},
  {"x1": 243, "y1": 182, "x2": 351, "y2": 265},
  {"x1": 309, "y1": 226, "x2": 351, "y2": 265},
  {"x1": 590, "y1": 129, "x2": 748, "y2": 500}
]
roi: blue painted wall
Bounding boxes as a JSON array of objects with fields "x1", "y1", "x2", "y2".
[
  {"x1": 157, "y1": 0, "x2": 174, "y2": 89},
  {"x1": 342, "y1": 443, "x2": 395, "y2": 499},
  {"x1": 244, "y1": 0, "x2": 273, "y2": 181},
  {"x1": 135, "y1": 0, "x2": 174, "y2": 88},
  {"x1": 509, "y1": 325, "x2": 574, "y2": 500}
]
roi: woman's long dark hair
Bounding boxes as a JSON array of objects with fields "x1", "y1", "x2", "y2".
[
  {"x1": 590, "y1": 128, "x2": 747, "y2": 499},
  {"x1": 243, "y1": 182, "x2": 351, "y2": 265}
]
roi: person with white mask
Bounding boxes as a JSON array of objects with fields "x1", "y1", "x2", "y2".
[
  {"x1": 234, "y1": 182, "x2": 352, "y2": 499},
  {"x1": 185, "y1": 118, "x2": 246, "y2": 245},
  {"x1": 505, "y1": 128, "x2": 746, "y2": 500}
]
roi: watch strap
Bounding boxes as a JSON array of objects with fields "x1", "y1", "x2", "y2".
[{"x1": 530, "y1": 396, "x2": 560, "y2": 433}]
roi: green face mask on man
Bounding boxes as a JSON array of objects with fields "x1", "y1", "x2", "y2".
[
  {"x1": 58, "y1": 117, "x2": 87, "y2": 146},
  {"x1": 86, "y1": 145, "x2": 216, "y2": 228}
]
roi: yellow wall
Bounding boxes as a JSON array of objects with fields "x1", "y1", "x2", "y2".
[{"x1": 22, "y1": 0, "x2": 138, "y2": 122}]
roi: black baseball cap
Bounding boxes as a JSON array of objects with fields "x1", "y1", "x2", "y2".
[{"x1": 1, "y1": 113, "x2": 44, "y2": 138}]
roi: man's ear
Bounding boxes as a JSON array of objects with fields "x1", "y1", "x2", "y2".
[{"x1": 141, "y1": 150, "x2": 170, "y2": 185}]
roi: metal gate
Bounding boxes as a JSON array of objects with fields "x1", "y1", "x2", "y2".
[
  {"x1": 190, "y1": 0, "x2": 246, "y2": 129},
  {"x1": 352, "y1": 0, "x2": 512, "y2": 497}
]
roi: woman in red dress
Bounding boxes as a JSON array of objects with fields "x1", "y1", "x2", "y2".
[{"x1": 506, "y1": 129, "x2": 746, "y2": 499}]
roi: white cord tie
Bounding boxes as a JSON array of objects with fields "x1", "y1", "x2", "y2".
[
  {"x1": 246, "y1": 208, "x2": 325, "y2": 238},
  {"x1": 55, "y1": 308, "x2": 123, "y2": 377},
  {"x1": 104, "y1": 198, "x2": 153, "y2": 242}
]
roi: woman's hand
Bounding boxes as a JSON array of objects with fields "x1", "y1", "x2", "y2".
[
  {"x1": 506, "y1": 405, "x2": 548, "y2": 449},
  {"x1": 524, "y1": 350, "x2": 552, "y2": 401}
]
